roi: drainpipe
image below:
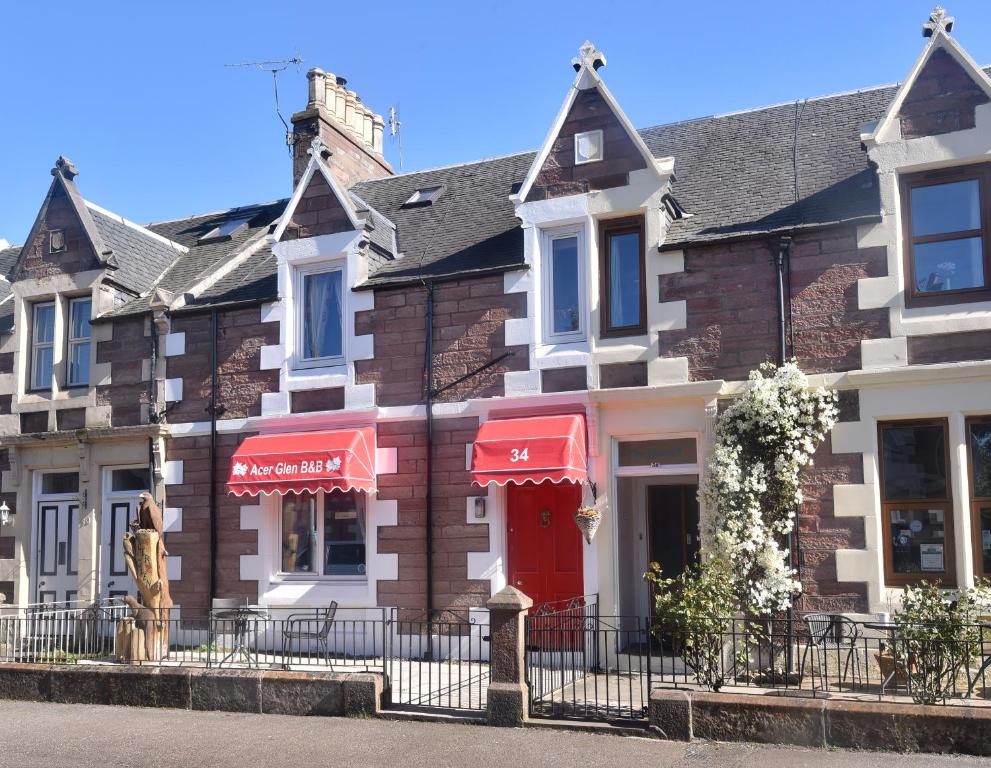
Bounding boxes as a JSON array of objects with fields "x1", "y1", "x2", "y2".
[
  {"x1": 207, "y1": 309, "x2": 224, "y2": 606},
  {"x1": 776, "y1": 236, "x2": 798, "y2": 666},
  {"x1": 424, "y1": 283, "x2": 435, "y2": 657}
]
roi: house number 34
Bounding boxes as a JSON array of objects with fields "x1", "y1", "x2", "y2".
[{"x1": 509, "y1": 447, "x2": 529, "y2": 463}]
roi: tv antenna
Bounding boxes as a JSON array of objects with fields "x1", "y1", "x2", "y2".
[
  {"x1": 389, "y1": 105, "x2": 404, "y2": 170},
  {"x1": 225, "y1": 55, "x2": 304, "y2": 152}
]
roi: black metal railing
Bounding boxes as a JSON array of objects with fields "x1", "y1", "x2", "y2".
[
  {"x1": 525, "y1": 595, "x2": 655, "y2": 722},
  {"x1": 385, "y1": 609, "x2": 490, "y2": 712},
  {"x1": 652, "y1": 615, "x2": 991, "y2": 704},
  {"x1": 0, "y1": 602, "x2": 387, "y2": 673}
]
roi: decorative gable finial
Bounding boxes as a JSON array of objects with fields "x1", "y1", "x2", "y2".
[
  {"x1": 51, "y1": 155, "x2": 79, "y2": 181},
  {"x1": 572, "y1": 41, "x2": 607, "y2": 73},
  {"x1": 308, "y1": 136, "x2": 332, "y2": 161},
  {"x1": 923, "y1": 6, "x2": 954, "y2": 37}
]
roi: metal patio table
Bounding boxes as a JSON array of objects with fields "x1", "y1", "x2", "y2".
[
  {"x1": 863, "y1": 621, "x2": 902, "y2": 695},
  {"x1": 211, "y1": 607, "x2": 270, "y2": 668}
]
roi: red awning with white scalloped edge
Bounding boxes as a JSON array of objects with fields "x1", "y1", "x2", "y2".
[
  {"x1": 470, "y1": 414, "x2": 587, "y2": 486},
  {"x1": 227, "y1": 427, "x2": 376, "y2": 497}
]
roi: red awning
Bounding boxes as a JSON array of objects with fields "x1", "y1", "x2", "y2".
[
  {"x1": 471, "y1": 414, "x2": 587, "y2": 486},
  {"x1": 227, "y1": 427, "x2": 376, "y2": 497}
]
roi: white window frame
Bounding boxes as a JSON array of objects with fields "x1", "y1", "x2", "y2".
[
  {"x1": 277, "y1": 491, "x2": 367, "y2": 582},
  {"x1": 30, "y1": 301, "x2": 56, "y2": 392},
  {"x1": 574, "y1": 129, "x2": 604, "y2": 165},
  {"x1": 541, "y1": 225, "x2": 587, "y2": 344},
  {"x1": 66, "y1": 296, "x2": 92, "y2": 387},
  {"x1": 293, "y1": 261, "x2": 347, "y2": 370}
]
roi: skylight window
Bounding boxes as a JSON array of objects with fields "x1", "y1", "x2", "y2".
[
  {"x1": 198, "y1": 215, "x2": 253, "y2": 244},
  {"x1": 402, "y1": 186, "x2": 444, "y2": 208}
]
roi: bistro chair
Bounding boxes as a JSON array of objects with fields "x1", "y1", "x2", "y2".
[
  {"x1": 282, "y1": 602, "x2": 339, "y2": 669},
  {"x1": 800, "y1": 613, "x2": 863, "y2": 692}
]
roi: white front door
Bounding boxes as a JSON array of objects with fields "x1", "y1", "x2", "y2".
[
  {"x1": 99, "y1": 466, "x2": 152, "y2": 600},
  {"x1": 34, "y1": 500, "x2": 80, "y2": 605}
]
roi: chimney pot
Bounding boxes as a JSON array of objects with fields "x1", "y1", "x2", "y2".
[
  {"x1": 306, "y1": 68, "x2": 326, "y2": 109},
  {"x1": 322, "y1": 71, "x2": 337, "y2": 116},
  {"x1": 336, "y1": 75, "x2": 348, "y2": 88},
  {"x1": 372, "y1": 113, "x2": 385, "y2": 154},
  {"x1": 345, "y1": 90, "x2": 360, "y2": 134}
]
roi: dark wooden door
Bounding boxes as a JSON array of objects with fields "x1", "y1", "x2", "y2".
[{"x1": 647, "y1": 485, "x2": 699, "y2": 579}]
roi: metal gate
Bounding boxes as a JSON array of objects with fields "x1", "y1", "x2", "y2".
[
  {"x1": 525, "y1": 597, "x2": 653, "y2": 722},
  {"x1": 384, "y1": 609, "x2": 490, "y2": 713}
]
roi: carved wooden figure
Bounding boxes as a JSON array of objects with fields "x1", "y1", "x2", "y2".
[{"x1": 117, "y1": 492, "x2": 173, "y2": 662}]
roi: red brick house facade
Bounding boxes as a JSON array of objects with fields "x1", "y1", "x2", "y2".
[{"x1": 1, "y1": 10, "x2": 990, "y2": 623}]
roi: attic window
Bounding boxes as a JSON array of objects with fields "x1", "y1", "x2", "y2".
[
  {"x1": 402, "y1": 186, "x2": 444, "y2": 208},
  {"x1": 198, "y1": 216, "x2": 253, "y2": 244},
  {"x1": 49, "y1": 230, "x2": 66, "y2": 254},
  {"x1": 575, "y1": 129, "x2": 604, "y2": 165}
]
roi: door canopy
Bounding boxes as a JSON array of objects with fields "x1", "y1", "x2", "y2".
[
  {"x1": 227, "y1": 426, "x2": 376, "y2": 497},
  {"x1": 470, "y1": 414, "x2": 587, "y2": 486}
]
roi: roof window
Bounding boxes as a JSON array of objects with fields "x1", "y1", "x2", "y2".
[
  {"x1": 402, "y1": 186, "x2": 444, "y2": 208},
  {"x1": 198, "y1": 215, "x2": 253, "y2": 244}
]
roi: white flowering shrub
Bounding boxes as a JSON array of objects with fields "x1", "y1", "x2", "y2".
[{"x1": 701, "y1": 361, "x2": 838, "y2": 615}]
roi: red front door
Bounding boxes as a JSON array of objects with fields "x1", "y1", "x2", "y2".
[{"x1": 506, "y1": 482, "x2": 583, "y2": 609}]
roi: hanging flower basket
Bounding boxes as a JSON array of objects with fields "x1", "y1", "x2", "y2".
[{"x1": 574, "y1": 505, "x2": 602, "y2": 544}]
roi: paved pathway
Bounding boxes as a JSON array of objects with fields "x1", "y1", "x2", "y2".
[{"x1": 0, "y1": 700, "x2": 986, "y2": 767}]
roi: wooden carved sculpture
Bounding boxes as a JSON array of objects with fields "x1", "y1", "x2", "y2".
[{"x1": 117, "y1": 492, "x2": 173, "y2": 662}]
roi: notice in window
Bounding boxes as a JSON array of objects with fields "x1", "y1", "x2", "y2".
[{"x1": 920, "y1": 543, "x2": 944, "y2": 572}]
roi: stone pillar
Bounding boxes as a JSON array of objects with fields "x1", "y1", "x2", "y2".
[{"x1": 485, "y1": 585, "x2": 532, "y2": 727}]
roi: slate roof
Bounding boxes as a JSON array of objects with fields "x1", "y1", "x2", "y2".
[
  {"x1": 0, "y1": 245, "x2": 21, "y2": 280},
  {"x1": 351, "y1": 152, "x2": 533, "y2": 286},
  {"x1": 109, "y1": 201, "x2": 286, "y2": 316},
  {"x1": 8, "y1": 76, "x2": 909, "y2": 316},
  {"x1": 86, "y1": 205, "x2": 187, "y2": 294},
  {"x1": 644, "y1": 85, "x2": 895, "y2": 247}
]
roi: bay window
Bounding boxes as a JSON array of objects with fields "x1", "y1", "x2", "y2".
[
  {"x1": 542, "y1": 227, "x2": 585, "y2": 342},
  {"x1": 281, "y1": 491, "x2": 366, "y2": 578},
  {"x1": 67, "y1": 297, "x2": 92, "y2": 387},
  {"x1": 968, "y1": 417, "x2": 991, "y2": 578},
  {"x1": 296, "y1": 265, "x2": 344, "y2": 367},
  {"x1": 879, "y1": 420, "x2": 956, "y2": 586},
  {"x1": 901, "y1": 165, "x2": 991, "y2": 306},
  {"x1": 30, "y1": 301, "x2": 55, "y2": 391},
  {"x1": 599, "y1": 216, "x2": 646, "y2": 337}
]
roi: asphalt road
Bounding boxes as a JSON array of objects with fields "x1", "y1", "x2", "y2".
[{"x1": 0, "y1": 701, "x2": 986, "y2": 768}]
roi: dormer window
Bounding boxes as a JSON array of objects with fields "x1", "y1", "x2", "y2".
[
  {"x1": 574, "y1": 129, "x2": 604, "y2": 165},
  {"x1": 30, "y1": 301, "x2": 55, "y2": 391},
  {"x1": 542, "y1": 226, "x2": 586, "y2": 343},
  {"x1": 402, "y1": 186, "x2": 444, "y2": 208},
  {"x1": 901, "y1": 165, "x2": 991, "y2": 306},
  {"x1": 66, "y1": 297, "x2": 92, "y2": 387},
  {"x1": 49, "y1": 230, "x2": 66, "y2": 253},
  {"x1": 599, "y1": 216, "x2": 646, "y2": 337},
  {"x1": 295, "y1": 263, "x2": 345, "y2": 368}
]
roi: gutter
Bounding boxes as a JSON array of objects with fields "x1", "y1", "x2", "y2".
[{"x1": 658, "y1": 214, "x2": 881, "y2": 252}]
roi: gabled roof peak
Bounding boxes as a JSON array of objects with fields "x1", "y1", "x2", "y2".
[
  {"x1": 572, "y1": 41, "x2": 606, "y2": 73},
  {"x1": 923, "y1": 6, "x2": 954, "y2": 37},
  {"x1": 52, "y1": 155, "x2": 79, "y2": 181}
]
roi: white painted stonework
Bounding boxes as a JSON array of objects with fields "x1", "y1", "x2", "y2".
[{"x1": 858, "y1": 28, "x2": 991, "y2": 354}]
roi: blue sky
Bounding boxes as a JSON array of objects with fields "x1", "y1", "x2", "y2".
[{"x1": 2, "y1": 1, "x2": 991, "y2": 244}]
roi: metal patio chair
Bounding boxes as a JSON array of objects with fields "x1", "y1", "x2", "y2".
[
  {"x1": 800, "y1": 613, "x2": 862, "y2": 692},
  {"x1": 282, "y1": 602, "x2": 338, "y2": 669}
]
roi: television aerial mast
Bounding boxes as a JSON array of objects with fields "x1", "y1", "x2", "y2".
[{"x1": 225, "y1": 55, "x2": 304, "y2": 152}]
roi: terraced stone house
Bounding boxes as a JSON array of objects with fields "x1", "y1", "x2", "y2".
[{"x1": 0, "y1": 9, "x2": 989, "y2": 626}]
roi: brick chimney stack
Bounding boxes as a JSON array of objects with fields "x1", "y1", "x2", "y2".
[{"x1": 291, "y1": 68, "x2": 392, "y2": 188}]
